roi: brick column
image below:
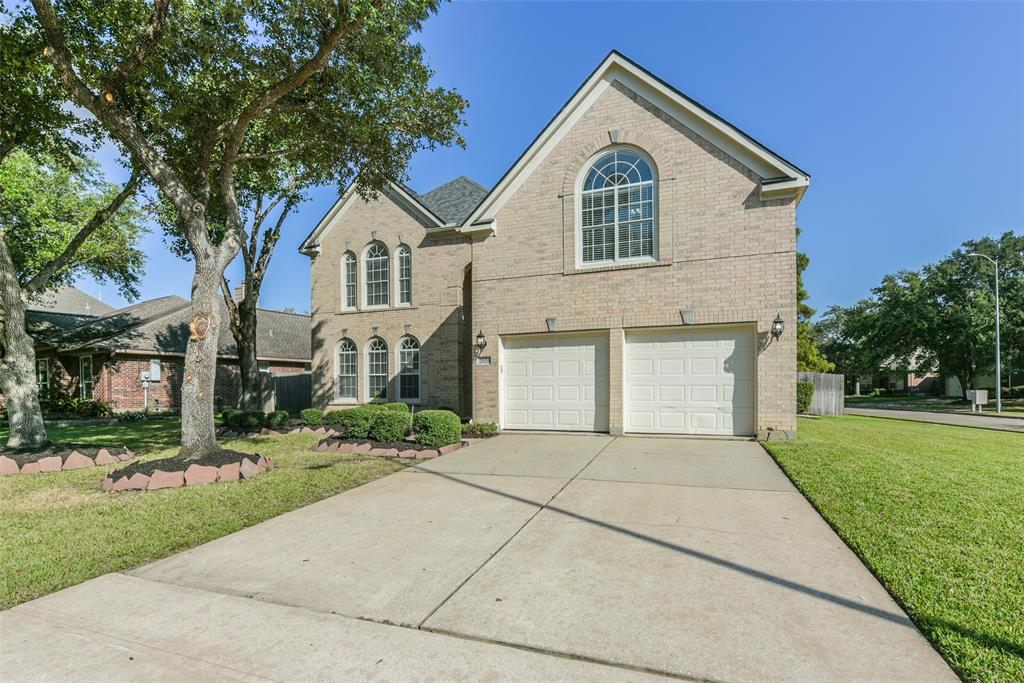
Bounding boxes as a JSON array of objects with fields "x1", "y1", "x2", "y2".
[{"x1": 608, "y1": 327, "x2": 624, "y2": 435}]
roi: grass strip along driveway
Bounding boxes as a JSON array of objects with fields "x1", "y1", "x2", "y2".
[
  {"x1": 763, "y1": 416, "x2": 1023, "y2": 682},
  {"x1": 0, "y1": 419, "x2": 404, "y2": 611}
]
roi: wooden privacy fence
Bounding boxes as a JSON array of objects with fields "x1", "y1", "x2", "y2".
[
  {"x1": 798, "y1": 372, "x2": 845, "y2": 416},
  {"x1": 270, "y1": 373, "x2": 312, "y2": 413}
]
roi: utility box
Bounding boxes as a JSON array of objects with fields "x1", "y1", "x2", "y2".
[{"x1": 966, "y1": 389, "x2": 988, "y2": 412}]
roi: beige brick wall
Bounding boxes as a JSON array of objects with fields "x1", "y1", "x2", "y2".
[
  {"x1": 470, "y1": 81, "x2": 798, "y2": 437},
  {"x1": 308, "y1": 190, "x2": 471, "y2": 414}
]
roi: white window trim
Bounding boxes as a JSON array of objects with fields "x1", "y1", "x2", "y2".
[
  {"x1": 395, "y1": 245, "x2": 412, "y2": 308},
  {"x1": 334, "y1": 339, "x2": 358, "y2": 403},
  {"x1": 341, "y1": 251, "x2": 358, "y2": 311},
  {"x1": 365, "y1": 337, "x2": 389, "y2": 403},
  {"x1": 36, "y1": 358, "x2": 50, "y2": 392},
  {"x1": 575, "y1": 146, "x2": 659, "y2": 270},
  {"x1": 79, "y1": 355, "x2": 94, "y2": 399},
  {"x1": 362, "y1": 242, "x2": 391, "y2": 310},
  {"x1": 397, "y1": 336, "x2": 421, "y2": 404}
]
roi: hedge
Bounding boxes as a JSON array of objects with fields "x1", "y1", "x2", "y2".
[
  {"x1": 242, "y1": 411, "x2": 265, "y2": 430},
  {"x1": 265, "y1": 410, "x2": 289, "y2": 429},
  {"x1": 461, "y1": 421, "x2": 498, "y2": 437},
  {"x1": 796, "y1": 381, "x2": 815, "y2": 414},
  {"x1": 381, "y1": 402, "x2": 410, "y2": 413},
  {"x1": 323, "y1": 409, "x2": 347, "y2": 426},
  {"x1": 331, "y1": 407, "x2": 376, "y2": 438},
  {"x1": 412, "y1": 410, "x2": 461, "y2": 447},
  {"x1": 369, "y1": 410, "x2": 411, "y2": 442},
  {"x1": 300, "y1": 408, "x2": 323, "y2": 426}
]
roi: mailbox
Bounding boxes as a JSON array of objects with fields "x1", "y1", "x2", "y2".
[{"x1": 966, "y1": 390, "x2": 988, "y2": 412}]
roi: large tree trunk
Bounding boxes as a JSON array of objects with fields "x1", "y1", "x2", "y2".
[
  {"x1": 179, "y1": 260, "x2": 226, "y2": 460},
  {"x1": 0, "y1": 242, "x2": 49, "y2": 450},
  {"x1": 235, "y1": 306, "x2": 261, "y2": 411}
]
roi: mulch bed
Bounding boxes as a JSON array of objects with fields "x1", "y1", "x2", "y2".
[
  {"x1": 0, "y1": 444, "x2": 134, "y2": 476},
  {"x1": 102, "y1": 449, "x2": 274, "y2": 492},
  {"x1": 312, "y1": 436, "x2": 467, "y2": 459}
]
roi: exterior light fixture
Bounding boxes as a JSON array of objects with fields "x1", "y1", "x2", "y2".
[
  {"x1": 476, "y1": 330, "x2": 487, "y2": 353},
  {"x1": 771, "y1": 314, "x2": 785, "y2": 340}
]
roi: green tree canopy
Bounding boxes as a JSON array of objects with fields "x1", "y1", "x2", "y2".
[{"x1": 796, "y1": 227, "x2": 834, "y2": 373}]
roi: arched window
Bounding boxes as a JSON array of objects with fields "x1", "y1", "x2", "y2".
[
  {"x1": 579, "y1": 148, "x2": 656, "y2": 265},
  {"x1": 366, "y1": 337, "x2": 389, "y2": 401},
  {"x1": 342, "y1": 252, "x2": 357, "y2": 310},
  {"x1": 399, "y1": 336, "x2": 420, "y2": 401},
  {"x1": 364, "y1": 243, "x2": 389, "y2": 307},
  {"x1": 335, "y1": 339, "x2": 357, "y2": 401},
  {"x1": 397, "y1": 245, "x2": 412, "y2": 306}
]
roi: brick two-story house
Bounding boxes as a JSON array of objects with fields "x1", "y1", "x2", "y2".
[{"x1": 301, "y1": 52, "x2": 809, "y2": 438}]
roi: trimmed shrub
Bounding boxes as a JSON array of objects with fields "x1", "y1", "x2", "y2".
[
  {"x1": 381, "y1": 402, "x2": 410, "y2": 413},
  {"x1": 797, "y1": 382, "x2": 815, "y2": 414},
  {"x1": 369, "y1": 410, "x2": 411, "y2": 442},
  {"x1": 222, "y1": 409, "x2": 246, "y2": 428},
  {"x1": 412, "y1": 410, "x2": 461, "y2": 447},
  {"x1": 242, "y1": 411, "x2": 265, "y2": 430},
  {"x1": 117, "y1": 410, "x2": 147, "y2": 423},
  {"x1": 461, "y1": 421, "x2": 498, "y2": 438},
  {"x1": 300, "y1": 408, "x2": 323, "y2": 426},
  {"x1": 265, "y1": 410, "x2": 289, "y2": 429},
  {"x1": 334, "y1": 407, "x2": 377, "y2": 438},
  {"x1": 323, "y1": 409, "x2": 347, "y2": 426}
]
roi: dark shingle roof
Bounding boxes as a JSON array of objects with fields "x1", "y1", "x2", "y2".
[
  {"x1": 414, "y1": 176, "x2": 488, "y2": 225},
  {"x1": 41, "y1": 296, "x2": 310, "y2": 361},
  {"x1": 28, "y1": 285, "x2": 116, "y2": 317}
]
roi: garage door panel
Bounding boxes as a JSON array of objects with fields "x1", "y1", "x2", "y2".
[
  {"x1": 503, "y1": 335, "x2": 609, "y2": 432},
  {"x1": 625, "y1": 328, "x2": 755, "y2": 436}
]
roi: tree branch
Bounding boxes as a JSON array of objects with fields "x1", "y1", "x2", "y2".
[
  {"x1": 103, "y1": 0, "x2": 171, "y2": 92},
  {"x1": 23, "y1": 167, "x2": 143, "y2": 296},
  {"x1": 236, "y1": 141, "x2": 313, "y2": 162},
  {"x1": 220, "y1": 275, "x2": 240, "y2": 327}
]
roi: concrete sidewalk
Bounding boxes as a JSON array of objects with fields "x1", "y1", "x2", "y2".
[
  {"x1": 846, "y1": 406, "x2": 1024, "y2": 432},
  {"x1": 0, "y1": 434, "x2": 957, "y2": 682}
]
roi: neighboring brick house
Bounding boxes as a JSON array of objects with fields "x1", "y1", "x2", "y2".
[
  {"x1": 23, "y1": 286, "x2": 310, "y2": 412},
  {"x1": 301, "y1": 52, "x2": 809, "y2": 438}
]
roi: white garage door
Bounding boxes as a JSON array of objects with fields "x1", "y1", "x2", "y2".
[
  {"x1": 502, "y1": 334, "x2": 609, "y2": 432},
  {"x1": 625, "y1": 328, "x2": 755, "y2": 436}
]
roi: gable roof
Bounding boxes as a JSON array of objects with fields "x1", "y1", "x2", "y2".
[
  {"x1": 460, "y1": 50, "x2": 810, "y2": 232},
  {"x1": 298, "y1": 176, "x2": 488, "y2": 255},
  {"x1": 28, "y1": 285, "x2": 116, "y2": 317},
  {"x1": 34, "y1": 296, "x2": 311, "y2": 362}
]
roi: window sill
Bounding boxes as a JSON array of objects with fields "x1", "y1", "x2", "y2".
[{"x1": 566, "y1": 258, "x2": 671, "y2": 276}]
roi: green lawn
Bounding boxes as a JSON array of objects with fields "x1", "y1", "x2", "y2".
[
  {"x1": 0, "y1": 419, "x2": 404, "y2": 610},
  {"x1": 763, "y1": 416, "x2": 1024, "y2": 682},
  {"x1": 846, "y1": 394, "x2": 1024, "y2": 416}
]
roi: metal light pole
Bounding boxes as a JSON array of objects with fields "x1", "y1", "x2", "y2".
[{"x1": 967, "y1": 253, "x2": 1001, "y2": 413}]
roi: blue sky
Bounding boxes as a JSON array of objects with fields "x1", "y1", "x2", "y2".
[{"x1": 80, "y1": 0, "x2": 1024, "y2": 318}]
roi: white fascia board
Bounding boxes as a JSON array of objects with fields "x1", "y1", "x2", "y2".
[
  {"x1": 298, "y1": 184, "x2": 359, "y2": 256},
  {"x1": 461, "y1": 53, "x2": 810, "y2": 228}
]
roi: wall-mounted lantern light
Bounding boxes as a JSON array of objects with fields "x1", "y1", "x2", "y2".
[
  {"x1": 476, "y1": 330, "x2": 487, "y2": 353},
  {"x1": 771, "y1": 314, "x2": 785, "y2": 340}
]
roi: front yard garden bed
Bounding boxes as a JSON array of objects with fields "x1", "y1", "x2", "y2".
[
  {"x1": 312, "y1": 436, "x2": 467, "y2": 459},
  {"x1": 101, "y1": 449, "x2": 274, "y2": 491},
  {"x1": 0, "y1": 445, "x2": 134, "y2": 476}
]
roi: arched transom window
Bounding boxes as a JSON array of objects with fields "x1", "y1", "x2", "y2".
[
  {"x1": 366, "y1": 337, "x2": 389, "y2": 401},
  {"x1": 397, "y1": 246, "x2": 412, "y2": 306},
  {"x1": 342, "y1": 252, "x2": 357, "y2": 310},
  {"x1": 336, "y1": 339, "x2": 357, "y2": 400},
  {"x1": 364, "y1": 243, "x2": 389, "y2": 307},
  {"x1": 399, "y1": 336, "x2": 420, "y2": 401},
  {"x1": 580, "y1": 149, "x2": 655, "y2": 264}
]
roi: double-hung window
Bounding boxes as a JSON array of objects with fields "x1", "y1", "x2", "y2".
[
  {"x1": 580, "y1": 149, "x2": 656, "y2": 265},
  {"x1": 366, "y1": 338, "x2": 388, "y2": 401},
  {"x1": 342, "y1": 252, "x2": 357, "y2": 310},
  {"x1": 79, "y1": 356, "x2": 94, "y2": 399},
  {"x1": 36, "y1": 358, "x2": 49, "y2": 393},
  {"x1": 399, "y1": 337, "x2": 420, "y2": 401},
  {"x1": 364, "y1": 243, "x2": 389, "y2": 307},
  {"x1": 336, "y1": 339, "x2": 357, "y2": 401},
  {"x1": 397, "y1": 246, "x2": 412, "y2": 306}
]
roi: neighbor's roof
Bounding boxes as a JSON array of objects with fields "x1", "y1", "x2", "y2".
[
  {"x1": 28, "y1": 285, "x2": 116, "y2": 317},
  {"x1": 35, "y1": 295, "x2": 311, "y2": 362}
]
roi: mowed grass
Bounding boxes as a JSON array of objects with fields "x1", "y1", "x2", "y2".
[
  {"x1": 763, "y1": 416, "x2": 1024, "y2": 682},
  {"x1": 0, "y1": 419, "x2": 404, "y2": 610}
]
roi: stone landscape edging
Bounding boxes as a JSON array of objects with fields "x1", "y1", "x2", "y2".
[
  {"x1": 311, "y1": 438, "x2": 468, "y2": 459},
  {"x1": 101, "y1": 455, "x2": 275, "y2": 492},
  {"x1": 0, "y1": 447, "x2": 135, "y2": 477}
]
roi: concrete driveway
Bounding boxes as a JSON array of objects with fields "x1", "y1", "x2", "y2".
[{"x1": 1, "y1": 434, "x2": 956, "y2": 682}]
